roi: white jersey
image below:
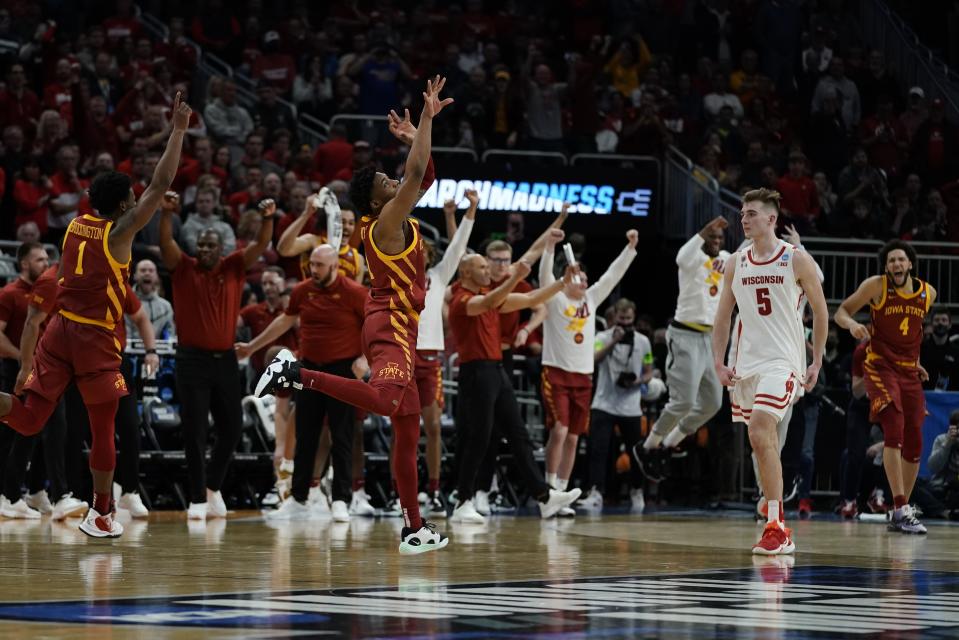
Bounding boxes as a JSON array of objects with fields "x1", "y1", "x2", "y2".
[
  {"x1": 416, "y1": 218, "x2": 475, "y2": 351},
  {"x1": 539, "y1": 244, "x2": 637, "y2": 374},
  {"x1": 674, "y1": 232, "x2": 730, "y2": 326},
  {"x1": 729, "y1": 240, "x2": 806, "y2": 380}
]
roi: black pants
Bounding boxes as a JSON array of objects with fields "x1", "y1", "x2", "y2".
[
  {"x1": 840, "y1": 397, "x2": 872, "y2": 502},
  {"x1": 176, "y1": 348, "x2": 243, "y2": 503},
  {"x1": 455, "y1": 360, "x2": 548, "y2": 501},
  {"x1": 40, "y1": 397, "x2": 80, "y2": 500},
  {"x1": 0, "y1": 359, "x2": 45, "y2": 501},
  {"x1": 292, "y1": 358, "x2": 355, "y2": 503},
  {"x1": 115, "y1": 355, "x2": 141, "y2": 493},
  {"x1": 588, "y1": 409, "x2": 643, "y2": 493}
]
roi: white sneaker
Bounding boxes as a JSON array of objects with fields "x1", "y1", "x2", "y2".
[
  {"x1": 381, "y1": 497, "x2": 403, "y2": 517},
  {"x1": 78, "y1": 508, "x2": 123, "y2": 538},
  {"x1": 349, "y1": 489, "x2": 376, "y2": 517},
  {"x1": 539, "y1": 488, "x2": 582, "y2": 519},
  {"x1": 25, "y1": 490, "x2": 53, "y2": 514},
  {"x1": 187, "y1": 502, "x2": 208, "y2": 521},
  {"x1": 630, "y1": 488, "x2": 645, "y2": 513},
  {"x1": 52, "y1": 494, "x2": 89, "y2": 521},
  {"x1": 399, "y1": 521, "x2": 450, "y2": 555},
  {"x1": 331, "y1": 500, "x2": 350, "y2": 523},
  {"x1": 579, "y1": 487, "x2": 603, "y2": 511},
  {"x1": 308, "y1": 486, "x2": 331, "y2": 517},
  {"x1": 1, "y1": 498, "x2": 41, "y2": 519},
  {"x1": 450, "y1": 499, "x2": 486, "y2": 524},
  {"x1": 268, "y1": 497, "x2": 311, "y2": 520},
  {"x1": 558, "y1": 507, "x2": 576, "y2": 517},
  {"x1": 118, "y1": 492, "x2": 149, "y2": 519},
  {"x1": 206, "y1": 489, "x2": 227, "y2": 518},
  {"x1": 255, "y1": 349, "x2": 301, "y2": 397},
  {"x1": 474, "y1": 490, "x2": 491, "y2": 516}
]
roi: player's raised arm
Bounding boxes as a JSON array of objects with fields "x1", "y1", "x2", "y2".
[
  {"x1": 517, "y1": 205, "x2": 569, "y2": 266},
  {"x1": 834, "y1": 275, "x2": 883, "y2": 340},
  {"x1": 110, "y1": 92, "x2": 192, "y2": 251},
  {"x1": 464, "y1": 259, "x2": 529, "y2": 316},
  {"x1": 277, "y1": 193, "x2": 319, "y2": 257},
  {"x1": 158, "y1": 191, "x2": 183, "y2": 271},
  {"x1": 711, "y1": 254, "x2": 738, "y2": 387},
  {"x1": 378, "y1": 76, "x2": 452, "y2": 235},
  {"x1": 500, "y1": 265, "x2": 573, "y2": 313}
]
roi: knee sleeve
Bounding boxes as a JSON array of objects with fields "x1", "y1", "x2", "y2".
[
  {"x1": 86, "y1": 399, "x2": 119, "y2": 472},
  {"x1": 4, "y1": 392, "x2": 57, "y2": 436},
  {"x1": 878, "y1": 404, "x2": 904, "y2": 451}
]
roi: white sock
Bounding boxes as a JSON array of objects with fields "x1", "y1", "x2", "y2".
[
  {"x1": 767, "y1": 500, "x2": 781, "y2": 525},
  {"x1": 279, "y1": 458, "x2": 294, "y2": 473},
  {"x1": 556, "y1": 478, "x2": 568, "y2": 491},
  {"x1": 546, "y1": 472, "x2": 557, "y2": 487},
  {"x1": 643, "y1": 432, "x2": 663, "y2": 450},
  {"x1": 662, "y1": 427, "x2": 686, "y2": 449}
]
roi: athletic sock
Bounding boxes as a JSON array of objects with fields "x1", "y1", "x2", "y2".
[
  {"x1": 643, "y1": 432, "x2": 663, "y2": 450},
  {"x1": 352, "y1": 478, "x2": 365, "y2": 492},
  {"x1": 556, "y1": 478, "x2": 568, "y2": 491},
  {"x1": 93, "y1": 492, "x2": 112, "y2": 515},
  {"x1": 546, "y1": 472, "x2": 557, "y2": 487},
  {"x1": 392, "y1": 413, "x2": 422, "y2": 530},
  {"x1": 893, "y1": 494, "x2": 907, "y2": 518},
  {"x1": 428, "y1": 478, "x2": 440, "y2": 494},
  {"x1": 767, "y1": 500, "x2": 781, "y2": 526},
  {"x1": 662, "y1": 427, "x2": 685, "y2": 449}
]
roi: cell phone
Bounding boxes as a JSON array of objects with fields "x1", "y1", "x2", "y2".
[{"x1": 563, "y1": 243, "x2": 581, "y2": 285}]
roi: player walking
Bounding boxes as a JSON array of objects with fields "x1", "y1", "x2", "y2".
[{"x1": 712, "y1": 188, "x2": 828, "y2": 555}]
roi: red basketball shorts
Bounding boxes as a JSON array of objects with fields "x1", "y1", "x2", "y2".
[
  {"x1": 361, "y1": 310, "x2": 420, "y2": 417},
  {"x1": 414, "y1": 350, "x2": 444, "y2": 410},
  {"x1": 541, "y1": 365, "x2": 592, "y2": 435}
]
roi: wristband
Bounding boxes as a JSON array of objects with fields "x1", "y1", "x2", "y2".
[
  {"x1": 420, "y1": 156, "x2": 435, "y2": 191},
  {"x1": 145, "y1": 348, "x2": 157, "y2": 355}
]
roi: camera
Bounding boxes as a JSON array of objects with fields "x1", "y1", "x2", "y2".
[
  {"x1": 618, "y1": 328, "x2": 634, "y2": 346},
  {"x1": 616, "y1": 371, "x2": 638, "y2": 388}
]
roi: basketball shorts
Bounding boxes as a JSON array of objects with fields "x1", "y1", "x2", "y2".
[
  {"x1": 414, "y1": 350, "x2": 444, "y2": 410},
  {"x1": 362, "y1": 310, "x2": 420, "y2": 417},
  {"x1": 862, "y1": 351, "x2": 925, "y2": 426},
  {"x1": 541, "y1": 365, "x2": 593, "y2": 435},
  {"x1": 25, "y1": 314, "x2": 129, "y2": 405},
  {"x1": 730, "y1": 367, "x2": 800, "y2": 425}
]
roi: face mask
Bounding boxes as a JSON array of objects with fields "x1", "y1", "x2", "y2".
[{"x1": 933, "y1": 325, "x2": 950, "y2": 337}]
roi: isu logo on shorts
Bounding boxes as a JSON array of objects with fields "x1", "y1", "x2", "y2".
[
  {"x1": 785, "y1": 378, "x2": 795, "y2": 395},
  {"x1": 378, "y1": 362, "x2": 405, "y2": 380},
  {"x1": 25, "y1": 370, "x2": 34, "y2": 385},
  {"x1": 114, "y1": 374, "x2": 127, "y2": 391}
]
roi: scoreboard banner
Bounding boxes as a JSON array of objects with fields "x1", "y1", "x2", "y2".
[{"x1": 415, "y1": 161, "x2": 659, "y2": 217}]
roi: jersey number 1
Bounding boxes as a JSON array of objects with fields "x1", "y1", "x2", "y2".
[
  {"x1": 75, "y1": 241, "x2": 87, "y2": 275},
  {"x1": 756, "y1": 288, "x2": 772, "y2": 316}
]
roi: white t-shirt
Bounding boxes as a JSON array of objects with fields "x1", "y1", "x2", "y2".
[
  {"x1": 673, "y1": 233, "x2": 730, "y2": 327},
  {"x1": 416, "y1": 217, "x2": 475, "y2": 351},
  {"x1": 539, "y1": 245, "x2": 637, "y2": 374},
  {"x1": 591, "y1": 327, "x2": 653, "y2": 417}
]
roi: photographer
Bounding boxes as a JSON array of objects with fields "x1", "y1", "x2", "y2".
[
  {"x1": 586, "y1": 298, "x2": 654, "y2": 506},
  {"x1": 927, "y1": 410, "x2": 959, "y2": 517}
]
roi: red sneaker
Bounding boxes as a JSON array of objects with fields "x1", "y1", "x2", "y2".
[
  {"x1": 798, "y1": 498, "x2": 813, "y2": 519},
  {"x1": 867, "y1": 488, "x2": 888, "y2": 514},
  {"x1": 752, "y1": 522, "x2": 795, "y2": 555},
  {"x1": 839, "y1": 499, "x2": 859, "y2": 519}
]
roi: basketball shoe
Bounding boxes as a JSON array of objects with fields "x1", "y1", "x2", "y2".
[
  {"x1": 752, "y1": 522, "x2": 795, "y2": 555},
  {"x1": 25, "y1": 490, "x2": 53, "y2": 514},
  {"x1": 256, "y1": 349, "x2": 302, "y2": 397},
  {"x1": 425, "y1": 492, "x2": 447, "y2": 519},
  {"x1": 0, "y1": 497, "x2": 41, "y2": 519},
  {"x1": 349, "y1": 489, "x2": 376, "y2": 517},
  {"x1": 578, "y1": 487, "x2": 603, "y2": 511},
  {"x1": 399, "y1": 521, "x2": 449, "y2": 555},
  {"x1": 867, "y1": 488, "x2": 888, "y2": 514},
  {"x1": 331, "y1": 500, "x2": 350, "y2": 523},
  {"x1": 118, "y1": 492, "x2": 149, "y2": 518},
  {"x1": 451, "y1": 499, "x2": 486, "y2": 524},
  {"x1": 268, "y1": 497, "x2": 311, "y2": 520},
  {"x1": 539, "y1": 488, "x2": 582, "y2": 519},
  {"x1": 207, "y1": 489, "x2": 227, "y2": 518},
  {"x1": 52, "y1": 494, "x2": 88, "y2": 521},
  {"x1": 79, "y1": 506, "x2": 123, "y2": 538},
  {"x1": 798, "y1": 498, "x2": 813, "y2": 519},
  {"x1": 888, "y1": 504, "x2": 927, "y2": 535},
  {"x1": 473, "y1": 490, "x2": 491, "y2": 516},
  {"x1": 839, "y1": 499, "x2": 858, "y2": 519}
]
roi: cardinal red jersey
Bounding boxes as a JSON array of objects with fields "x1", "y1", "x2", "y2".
[
  {"x1": 57, "y1": 214, "x2": 129, "y2": 330},
  {"x1": 868, "y1": 275, "x2": 931, "y2": 369},
  {"x1": 0, "y1": 277, "x2": 34, "y2": 347},
  {"x1": 114, "y1": 284, "x2": 141, "y2": 345},
  {"x1": 359, "y1": 216, "x2": 426, "y2": 318},
  {"x1": 298, "y1": 234, "x2": 363, "y2": 282}
]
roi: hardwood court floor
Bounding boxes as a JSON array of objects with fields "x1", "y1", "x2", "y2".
[{"x1": 1, "y1": 508, "x2": 958, "y2": 638}]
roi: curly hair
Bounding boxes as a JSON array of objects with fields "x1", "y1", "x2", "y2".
[
  {"x1": 89, "y1": 171, "x2": 132, "y2": 218},
  {"x1": 348, "y1": 165, "x2": 377, "y2": 218},
  {"x1": 878, "y1": 239, "x2": 917, "y2": 273}
]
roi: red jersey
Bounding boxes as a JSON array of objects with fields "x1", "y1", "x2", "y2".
[
  {"x1": 359, "y1": 216, "x2": 427, "y2": 319},
  {"x1": 868, "y1": 275, "x2": 931, "y2": 369},
  {"x1": 30, "y1": 265, "x2": 59, "y2": 317},
  {"x1": 58, "y1": 214, "x2": 130, "y2": 331},
  {"x1": 115, "y1": 284, "x2": 141, "y2": 345},
  {"x1": 491, "y1": 276, "x2": 532, "y2": 348},
  {"x1": 447, "y1": 282, "x2": 502, "y2": 363},
  {"x1": 239, "y1": 300, "x2": 299, "y2": 371},
  {"x1": 852, "y1": 342, "x2": 867, "y2": 378},
  {"x1": 286, "y1": 277, "x2": 366, "y2": 364},
  {"x1": 0, "y1": 278, "x2": 33, "y2": 348},
  {"x1": 298, "y1": 235, "x2": 363, "y2": 282},
  {"x1": 172, "y1": 251, "x2": 246, "y2": 351}
]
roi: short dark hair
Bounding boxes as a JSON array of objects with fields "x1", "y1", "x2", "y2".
[
  {"x1": 349, "y1": 165, "x2": 377, "y2": 217},
  {"x1": 16, "y1": 241, "x2": 43, "y2": 267},
  {"x1": 742, "y1": 188, "x2": 782, "y2": 214},
  {"x1": 263, "y1": 265, "x2": 285, "y2": 279},
  {"x1": 89, "y1": 171, "x2": 131, "y2": 217},
  {"x1": 950, "y1": 408, "x2": 959, "y2": 426},
  {"x1": 878, "y1": 239, "x2": 917, "y2": 273}
]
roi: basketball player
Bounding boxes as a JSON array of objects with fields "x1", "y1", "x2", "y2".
[
  {"x1": 540, "y1": 225, "x2": 639, "y2": 503},
  {"x1": 834, "y1": 239, "x2": 936, "y2": 534},
  {"x1": 0, "y1": 92, "x2": 192, "y2": 538},
  {"x1": 638, "y1": 216, "x2": 728, "y2": 467},
  {"x1": 712, "y1": 188, "x2": 828, "y2": 555},
  {"x1": 276, "y1": 189, "x2": 366, "y2": 283},
  {"x1": 416, "y1": 190, "x2": 480, "y2": 518},
  {"x1": 257, "y1": 76, "x2": 452, "y2": 555}
]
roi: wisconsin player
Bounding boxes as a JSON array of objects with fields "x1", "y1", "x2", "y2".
[
  {"x1": 0, "y1": 92, "x2": 192, "y2": 538},
  {"x1": 713, "y1": 188, "x2": 828, "y2": 555},
  {"x1": 835, "y1": 239, "x2": 935, "y2": 534},
  {"x1": 257, "y1": 76, "x2": 452, "y2": 555}
]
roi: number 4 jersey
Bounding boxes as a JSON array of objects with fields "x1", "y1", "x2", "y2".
[
  {"x1": 729, "y1": 240, "x2": 806, "y2": 380},
  {"x1": 868, "y1": 274, "x2": 930, "y2": 369}
]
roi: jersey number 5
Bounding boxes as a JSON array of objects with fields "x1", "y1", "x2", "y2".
[{"x1": 756, "y1": 287, "x2": 772, "y2": 316}]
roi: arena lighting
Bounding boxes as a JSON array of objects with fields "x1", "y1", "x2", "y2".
[{"x1": 417, "y1": 178, "x2": 653, "y2": 216}]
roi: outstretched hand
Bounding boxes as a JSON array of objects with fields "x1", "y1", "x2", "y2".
[
  {"x1": 421, "y1": 75, "x2": 454, "y2": 119},
  {"x1": 388, "y1": 108, "x2": 416, "y2": 145},
  {"x1": 626, "y1": 229, "x2": 638, "y2": 249},
  {"x1": 161, "y1": 191, "x2": 180, "y2": 214},
  {"x1": 171, "y1": 91, "x2": 192, "y2": 131}
]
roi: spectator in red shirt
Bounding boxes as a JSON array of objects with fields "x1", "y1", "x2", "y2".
[
  {"x1": 911, "y1": 99, "x2": 959, "y2": 188},
  {"x1": 252, "y1": 31, "x2": 297, "y2": 95},
  {"x1": 154, "y1": 17, "x2": 199, "y2": 81},
  {"x1": 72, "y1": 84, "x2": 120, "y2": 161},
  {"x1": 47, "y1": 145, "x2": 90, "y2": 242},
  {"x1": 264, "y1": 129, "x2": 292, "y2": 169},
  {"x1": 228, "y1": 166, "x2": 264, "y2": 220},
  {"x1": 776, "y1": 152, "x2": 820, "y2": 230},
  {"x1": 102, "y1": 0, "x2": 142, "y2": 46},
  {"x1": 313, "y1": 123, "x2": 353, "y2": 184},
  {"x1": 176, "y1": 136, "x2": 228, "y2": 192},
  {"x1": 0, "y1": 64, "x2": 41, "y2": 134},
  {"x1": 13, "y1": 156, "x2": 52, "y2": 234},
  {"x1": 32, "y1": 110, "x2": 68, "y2": 167},
  {"x1": 859, "y1": 96, "x2": 907, "y2": 180},
  {"x1": 237, "y1": 266, "x2": 297, "y2": 373},
  {"x1": 236, "y1": 209, "x2": 280, "y2": 286},
  {"x1": 42, "y1": 59, "x2": 75, "y2": 129}
]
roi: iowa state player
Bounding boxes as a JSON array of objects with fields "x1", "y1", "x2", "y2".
[
  {"x1": 0, "y1": 93, "x2": 192, "y2": 538},
  {"x1": 257, "y1": 76, "x2": 452, "y2": 555},
  {"x1": 835, "y1": 239, "x2": 936, "y2": 534},
  {"x1": 712, "y1": 188, "x2": 828, "y2": 555}
]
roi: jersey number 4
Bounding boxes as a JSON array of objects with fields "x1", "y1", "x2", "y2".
[
  {"x1": 756, "y1": 288, "x2": 772, "y2": 316},
  {"x1": 899, "y1": 317, "x2": 909, "y2": 336}
]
